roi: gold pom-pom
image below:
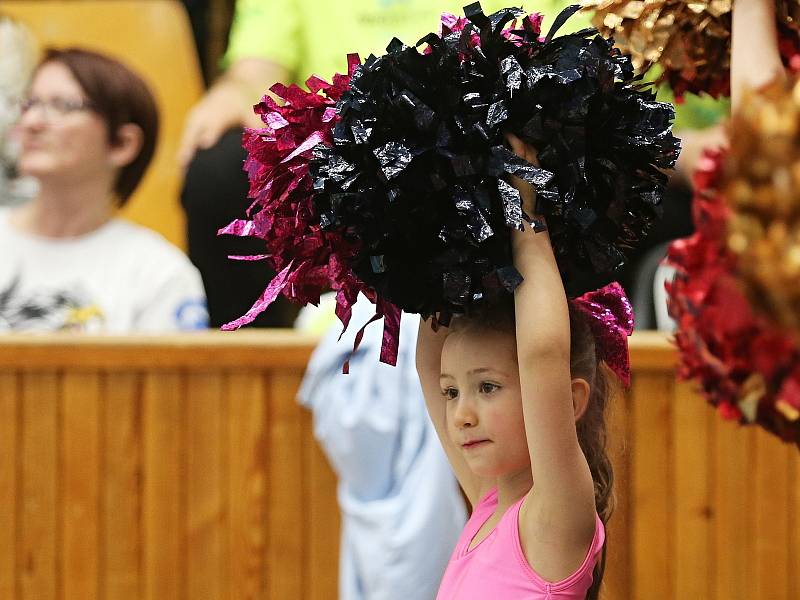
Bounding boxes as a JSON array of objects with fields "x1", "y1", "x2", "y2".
[
  {"x1": 724, "y1": 76, "x2": 800, "y2": 331},
  {"x1": 579, "y1": 0, "x2": 799, "y2": 98}
]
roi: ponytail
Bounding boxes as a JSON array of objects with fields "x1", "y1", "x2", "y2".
[{"x1": 569, "y1": 305, "x2": 616, "y2": 600}]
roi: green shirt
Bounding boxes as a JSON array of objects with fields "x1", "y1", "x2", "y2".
[
  {"x1": 224, "y1": 0, "x2": 724, "y2": 130},
  {"x1": 224, "y1": 0, "x2": 592, "y2": 78}
]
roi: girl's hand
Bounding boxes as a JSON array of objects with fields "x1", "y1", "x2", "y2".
[{"x1": 505, "y1": 132, "x2": 540, "y2": 219}]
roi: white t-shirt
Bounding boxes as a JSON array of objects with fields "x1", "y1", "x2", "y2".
[{"x1": 0, "y1": 207, "x2": 208, "y2": 332}]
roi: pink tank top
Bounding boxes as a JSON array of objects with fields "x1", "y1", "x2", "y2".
[{"x1": 436, "y1": 488, "x2": 605, "y2": 599}]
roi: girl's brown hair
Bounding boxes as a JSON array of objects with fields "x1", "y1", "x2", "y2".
[
  {"x1": 39, "y1": 48, "x2": 159, "y2": 204},
  {"x1": 569, "y1": 303, "x2": 614, "y2": 600},
  {"x1": 450, "y1": 298, "x2": 615, "y2": 600}
]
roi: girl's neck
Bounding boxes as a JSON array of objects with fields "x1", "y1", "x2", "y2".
[
  {"x1": 12, "y1": 179, "x2": 116, "y2": 238},
  {"x1": 494, "y1": 467, "x2": 534, "y2": 510}
]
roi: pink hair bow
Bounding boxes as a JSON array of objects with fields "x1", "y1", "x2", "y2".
[{"x1": 573, "y1": 282, "x2": 635, "y2": 387}]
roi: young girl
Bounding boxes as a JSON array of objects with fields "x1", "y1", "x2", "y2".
[{"x1": 417, "y1": 135, "x2": 616, "y2": 599}]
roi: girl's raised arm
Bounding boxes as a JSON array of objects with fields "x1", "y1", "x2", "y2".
[
  {"x1": 506, "y1": 135, "x2": 597, "y2": 578},
  {"x1": 731, "y1": 0, "x2": 785, "y2": 114},
  {"x1": 416, "y1": 318, "x2": 486, "y2": 506}
]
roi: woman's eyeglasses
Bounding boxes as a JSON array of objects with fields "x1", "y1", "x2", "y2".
[{"x1": 19, "y1": 96, "x2": 95, "y2": 119}]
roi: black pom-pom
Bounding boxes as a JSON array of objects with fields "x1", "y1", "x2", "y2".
[{"x1": 310, "y1": 4, "x2": 680, "y2": 319}]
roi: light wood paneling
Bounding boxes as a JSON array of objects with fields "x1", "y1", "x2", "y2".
[
  {"x1": 1, "y1": 331, "x2": 799, "y2": 599},
  {"x1": 754, "y1": 429, "x2": 791, "y2": 600},
  {"x1": 305, "y1": 408, "x2": 340, "y2": 600},
  {"x1": 143, "y1": 373, "x2": 184, "y2": 600},
  {"x1": 20, "y1": 373, "x2": 59, "y2": 600},
  {"x1": 61, "y1": 373, "x2": 101, "y2": 600},
  {"x1": 186, "y1": 373, "x2": 225, "y2": 600},
  {"x1": 227, "y1": 371, "x2": 268, "y2": 600},
  {"x1": 673, "y1": 380, "x2": 714, "y2": 599},
  {"x1": 601, "y1": 382, "x2": 631, "y2": 600},
  {"x1": 0, "y1": 374, "x2": 19, "y2": 599},
  {"x1": 630, "y1": 371, "x2": 674, "y2": 599},
  {"x1": 790, "y1": 453, "x2": 800, "y2": 599},
  {"x1": 102, "y1": 373, "x2": 142, "y2": 599},
  {"x1": 266, "y1": 371, "x2": 305, "y2": 600},
  {"x1": 714, "y1": 415, "x2": 753, "y2": 600}
]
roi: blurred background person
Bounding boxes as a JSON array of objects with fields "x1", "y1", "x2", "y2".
[
  {"x1": 0, "y1": 15, "x2": 37, "y2": 207},
  {"x1": 0, "y1": 48, "x2": 208, "y2": 332},
  {"x1": 297, "y1": 296, "x2": 467, "y2": 600}
]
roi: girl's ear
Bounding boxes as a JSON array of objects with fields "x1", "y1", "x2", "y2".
[
  {"x1": 570, "y1": 377, "x2": 591, "y2": 421},
  {"x1": 108, "y1": 123, "x2": 144, "y2": 169}
]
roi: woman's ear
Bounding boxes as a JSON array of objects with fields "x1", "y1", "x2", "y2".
[
  {"x1": 108, "y1": 123, "x2": 144, "y2": 169},
  {"x1": 571, "y1": 377, "x2": 591, "y2": 421}
]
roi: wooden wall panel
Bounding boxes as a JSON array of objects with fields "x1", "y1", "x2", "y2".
[
  {"x1": 186, "y1": 373, "x2": 226, "y2": 600},
  {"x1": 602, "y1": 383, "x2": 631, "y2": 600},
  {"x1": 102, "y1": 373, "x2": 142, "y2": 599},
  {"x1": 143, "y1": 373, "x2": 184, "y2": 600},
  {"x1": 305, "y1": 409, "x2": 340, "y2": 600},
  {"x1": 630, "y1": 371, "x2": 674, "y2": 598},
  {"x1": 0, "y1": 374, "x2": 19, "y2": 599},
  {"x1": 227, "y1": 372, "x2": 268, "y2": 600},
  {"x1": 266, "y1": 371, "x2": 305, "y2": 600},
  {"x1": 714, "y1": 418, "x2": 754, "y2": 600},
  {"x1": 753, "y1": 430, "x2": 791, "y2": 600},
  {"x1": 0, "y1": 332, "x2": 798, "y2": 599},
  {"x1": 673, "y1": 380, "x2": 714, "y2": 599},
  {"x1": 20, "y1": 373, "x2": 59, "y2": 600},
  {"x1": 790, "y1": 454, "x2": 800, "y2": 599},
  {"x1": 61, "y1": 373, "x2": 101, "y2": 600}
]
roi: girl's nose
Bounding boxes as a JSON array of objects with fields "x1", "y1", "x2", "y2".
[{"x1": 453, "y1": 399, "x2": 477, "y2": 429}]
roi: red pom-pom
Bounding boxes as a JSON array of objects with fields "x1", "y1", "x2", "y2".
[
  {"x1": 219, "y1": 63, "x2": 368, "y2": 332},
  {"x1": 665, "y1": 149, "x2": 800, "y2": 444}
]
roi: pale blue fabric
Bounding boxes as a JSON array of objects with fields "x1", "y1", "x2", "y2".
[{"x1": 298, "y1": 296, "x2": 466, "y2": 600}]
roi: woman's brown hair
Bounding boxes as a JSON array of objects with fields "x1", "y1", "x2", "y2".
[{"x1": 40, "y1": 47, "x2": 159, "y2": 204}]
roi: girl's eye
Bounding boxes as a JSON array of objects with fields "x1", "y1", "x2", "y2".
[
  {"x1": 479, "y1": 382, "x2": 499, "y2": 394},
  {"x1": 442, "y1": 387, "x2": 458, "y2": 400}
]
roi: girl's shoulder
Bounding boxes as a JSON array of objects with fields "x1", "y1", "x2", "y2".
[{"x1": 512, "y1": 499, "x2": 605, "y2": 594}]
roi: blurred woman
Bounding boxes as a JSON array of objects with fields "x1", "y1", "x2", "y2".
[{"x1": 0, "y1": 48, "x2": 208, "y2": 331}]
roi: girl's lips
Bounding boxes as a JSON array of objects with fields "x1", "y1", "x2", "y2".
[
  {"x1": 21, "y1": 141, "x2": 46, "y2": 152},
  {"x1": 462, "y1": 440, "x2": 490, "y2": 450}
]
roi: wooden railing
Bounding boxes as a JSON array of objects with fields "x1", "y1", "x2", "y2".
[
  {"x1": 0, "y1": 332, "x2": 335, "y2": 600},
  {"x1": 610, "y1": 332, "x2": 800, "y2": 600},
  {"x1": 0, "y1": 331, "x2": 798, "y2": 600}
]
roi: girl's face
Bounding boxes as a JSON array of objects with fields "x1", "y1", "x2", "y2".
[
  {"x1": 440, "y1": 327, "x2": 532, "y2": 480},
  {"x1": 16, "y1": 62, "x2": 112, "y2": 183}
]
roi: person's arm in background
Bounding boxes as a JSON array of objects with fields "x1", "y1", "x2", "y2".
[
  {"x1": 177, "y1": 0, "x2": 298, "y2": 168},
  {"x1": 731, "y1": 0, "x2": 785, "y2": 115},
  {"x1": 665, "y1": 88, "x2": 730, "y2": 187},
  {"x1": 178, "y1": 58, "x2": 288, "y2": 168},
  {"x1": 674, "y1": 0, "x2": 786, "y2": 184},
  {"x1": 671, "y1": 122, "x2": 728, "y2": 187}
]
